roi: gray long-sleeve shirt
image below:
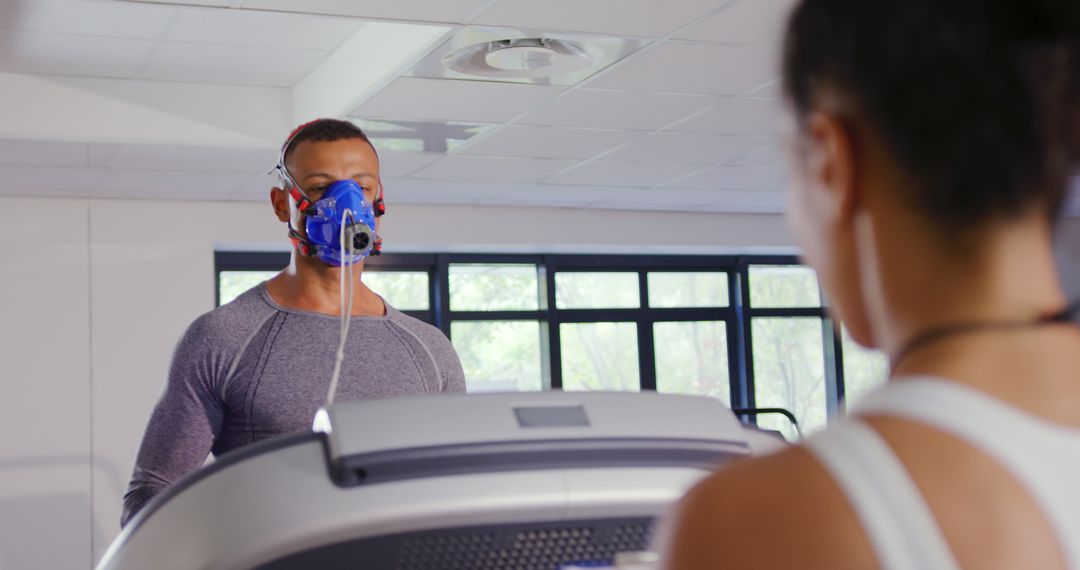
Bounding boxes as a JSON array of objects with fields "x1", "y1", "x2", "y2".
[{"x1": 122, "y1": 282, "x2": 465, "y2": 526}]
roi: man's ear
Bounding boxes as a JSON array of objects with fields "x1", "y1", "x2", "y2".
[
  {"x1": 270, "y1": 187, "x2": 290, "y2": 223},
  {"x1": 803, "y1": 111, "x2": 859, "y2": 223}
]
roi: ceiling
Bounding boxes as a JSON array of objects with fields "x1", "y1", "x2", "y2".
[{"x1": 0, "y1": 0, "x2": 1074, "y2": 216}]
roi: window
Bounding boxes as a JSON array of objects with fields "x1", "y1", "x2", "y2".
[
  {"x1": 744, "y1": 263, "x2": 831, "y2": 438},
  {"x1": 751, "y1": 317, "x2": 827, "y2": 439},
  {"x1": 219, "y1": 270, "x2": 276, "y2": 305},
  {"x1": 216, "y1": 252, "x2": 888, "y2": 436},
  {"x1": 443, "y1": 261, "x2": 544, "y2": 393},
  {"x1": 362, "y1": 271, "x2": 429, "y2": 311},
  {"x1": 654, "y1": 321, "x2": 729, "y2": 405},
  {"x1": 555, "y1": 272, "x2": 640, "y2": 309},
  {"x1": 449, "y1": 264, "x2": 539, "y2": 311},
  {"x1": 841, "y1": 327, "x2": 889, "y2": 407},
  {"x1": 648, "y1": 272, "x2": 729, "y2": 308},
  {"x1": 749, "y1": 265, "x2": 822, "y2": 308},
  {"x1": 451, "y1": 321, "x2": 543, "y2": 393},
  {"x1": 561, "y1": 322, "x2": 640, "y2": 391}
]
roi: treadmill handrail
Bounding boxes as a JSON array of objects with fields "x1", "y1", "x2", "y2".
[
  {"x1": 110, "y1": 431, "x2": 327, "y2": 548},
  {"x1": 331, "y1": 436, "x2": 749, "y2": 487}
]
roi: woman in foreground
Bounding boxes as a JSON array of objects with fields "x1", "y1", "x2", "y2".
[{"x1": 659, "y1": 0, "x2": 1080, "y2": 568}]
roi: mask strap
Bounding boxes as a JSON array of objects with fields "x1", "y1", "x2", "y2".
[
  {"x1": 288, "y1": 185, "x2": 316, "y2": 216},
  {"x1": 371, "y1": 181, "x2": 385, "y2": 256},
  {"x1": 283, "y1": 182, "x2": 316, "y2": 257},
  {"x1": 288, "y1": 227, "x2": 314, "y2": 257},
  {"x1": 275, "y1": 163, "x2": 319, "y2": 257},
  {"x1": 373, "y1": 181, "x2": 386, "y2": 218},
  {"x1": 277, "y1": 152, "x2": 386, "y2": 258}
]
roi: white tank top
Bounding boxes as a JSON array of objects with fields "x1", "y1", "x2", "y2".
[{"x1": 805, "y1": 377, "x2": 1080, "y2": 569}]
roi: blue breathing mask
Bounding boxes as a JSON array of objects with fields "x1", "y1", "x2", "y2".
[
  {"x1": 272, "y1": 120, "x2": 387, "y2": 265},
  {"x1": 289, "y1": 180, "x2": 379, "y2": 267}
]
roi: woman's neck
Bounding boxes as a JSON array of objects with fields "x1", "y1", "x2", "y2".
[
  {"x1": 871, "y1": 216, "x2": 1068, "y2": 360},
  {"x1": 869, "y1": 216, "x2": 1080, "y2": 422}
]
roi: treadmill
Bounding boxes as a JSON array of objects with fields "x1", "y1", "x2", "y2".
[{"x1": 98, "y1": 391, "x2": 783, "y2": 570}]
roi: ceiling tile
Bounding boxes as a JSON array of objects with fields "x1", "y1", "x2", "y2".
[
  {"x1": 382, "y1": 179, "x2": 630, "y2": 207},
  {"x1": 166, "y1": 9, "x2": 362, "y2": 50},
  {"x1": 458, "y1": 126, "x2": 644, "y2": 160},
  {"x1": 94, "y1": 169, "x2": 254, "y2": 199},
  {"x1": 662, "y1": 165, "x2": 787, "y2": 190},
  {"x1": 108, "y1": 145, "x2": 274, "y2": 173},
  {"x1": 353, "y1": 118, "x2": 495, "y2": 154},
  {"x1": 241, "y1": 0, "x2": 493, "y2": 24},
  {"x1": 676, "y1": 0, "x2": 796, "y2": 45},
  {"x1": 230, "y1": 172, "x2": 278, "y2": 198},
  {"x1": 0, "y1": 29, "x2": 156, "y2": 78},
  {"x1": 410, "y1": 155, "x2": 576, "y2": 184},
  {"x1": 718, "y1": 189, "x2": 785, "y2": 211},
  {"x1": 467, "y1": 186, "x2": 630, "y2": 207},
  {"x1": 134, "y1": 0, "x2": 231, "y2": 5},
  {"x1": 700, "y1": 190, "x2": 756, "y2": 206},
  {"x1": 745, "y1": 80, "x2": 782, "y2": 98},
  {"x1": 370, "y1": 179, "x2": 504, "y2": 205},
  {"x1": 226, "y1": 193, "x2": 270, "y2": 203},
  {"x1": 589, "y1": 42, "x2": 778, "y2": 95},
  {"x1": 543, "y1": 161, "x2": 705, "y2": 187},
  {"x1": 377, "y1": 151, "x2": 443, "y2": 178},
  {"x1": 0, "y1": 0, "x2": 175, "y2": 39},
  {"x1": 666, "y1": 97, "x2": 783, "y2": 135},
  {"x1": 519, "y1": 89, "x2": 717, "y2": 131},
  {"x1": 0, "y1": 165, "x2": 106, "y2": 194},
  {"x1": 372, "y1": 178, "x2": 471, "y2": 204},
  {"x1": 88, "y1": 143, "x2": 123, "y2": 168},
  {"x1": 593, "y1": 187, "x2": 732, "y2": 207},
  {"x1": 0, "y1": 139, "x2": 87, "y2": 167},
  {"x1": 140, "y1": 42, "x2": 327, "y2": 87},
  {"x1": 352, "y1": 78, "x2": 563, "y2": 123},
  {"x1": 0, "y1": 185, "x2": 92, "y2": 198},
  {"x1": 603, "y1": 133, "x2": 771, "y2": 164},
  {"x1": 728, "y1": 141, "x2": 786, "y2": 167},
  {"x1": 472, "y1": 0, "x2": 726, "y2": 38},
  {"x1": 583, "y1": 200, "x2": 717, "y2": 213}
]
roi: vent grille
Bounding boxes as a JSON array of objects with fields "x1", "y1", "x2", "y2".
[{"x1": 396, "y1": 521, "x2": 652, "y2": 570}]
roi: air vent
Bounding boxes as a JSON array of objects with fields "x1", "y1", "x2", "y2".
[{"x1": 443, "y1": 38, "x2": 595, "y2": 79}]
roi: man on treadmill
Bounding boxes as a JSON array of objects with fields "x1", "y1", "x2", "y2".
[{"x1": 121, "y1": 119, "x2": 465, "y2": 526}]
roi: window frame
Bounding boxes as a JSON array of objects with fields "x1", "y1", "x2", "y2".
[
  {"x1": 214, "y1": 251, "x2": 437, "y2": 324},
  {"x1": 739, "y1": 255, "x2": 846, "y2": 419},
  {"x1": 215, "y1": 251, "x2": 864, "y2": 426}
]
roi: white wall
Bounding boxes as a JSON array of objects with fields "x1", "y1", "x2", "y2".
[
  {"x1": 0, "y1": 199, "x2": 91, "y2": 570},
  {"x1": 0, "y1": 196, "x2": 797, "y2": 567}
]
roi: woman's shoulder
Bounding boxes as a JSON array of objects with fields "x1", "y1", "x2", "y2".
[{"x1": 658, "y1": 444, "x2": 875, "y2": 569}]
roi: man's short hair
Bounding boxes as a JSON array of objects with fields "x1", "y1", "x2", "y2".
[{"x1": 283, "y1": 118, "x2": 374, "y2": 164}]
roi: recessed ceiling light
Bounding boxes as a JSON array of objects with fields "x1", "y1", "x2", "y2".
[
  {"x1": 409, "y1": 27, "x2": 645, "y2": 86},
  {"x1": 443, "y1": 38, "x2": 594, "y2": 79}
]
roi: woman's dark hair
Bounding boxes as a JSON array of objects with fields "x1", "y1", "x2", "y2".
[{"x1": 782, "y1": 0, "x2": 1079, "y2": 230}]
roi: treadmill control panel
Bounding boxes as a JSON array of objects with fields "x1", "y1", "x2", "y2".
[{"x1": 514, "y1": 405, "x2": 590, "y2": 428}]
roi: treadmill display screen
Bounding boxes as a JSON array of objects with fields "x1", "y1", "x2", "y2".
[{"x1": 514, "y1": 405, "x2": 590, "y2": 428}]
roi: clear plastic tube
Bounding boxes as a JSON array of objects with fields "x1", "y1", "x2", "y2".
[{"x1": 325, "y1": 208, "x2": 356, "y2": 406}]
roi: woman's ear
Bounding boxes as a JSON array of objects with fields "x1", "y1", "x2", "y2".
[{"x1": 803, "y1": 112, "x2": 860, "y2": 224}]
